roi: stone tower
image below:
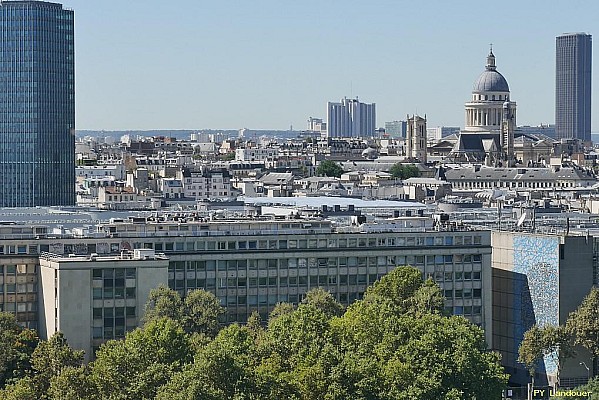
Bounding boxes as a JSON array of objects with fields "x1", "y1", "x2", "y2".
[{"x1": 406, "y1": 114, "x2": 427, "y2": 163}]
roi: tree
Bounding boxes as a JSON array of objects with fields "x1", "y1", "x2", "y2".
[
  {"x1": 316, "y1": 160, "x2": 343, "y2": 178},
  {"x1": 90, "y1": 318, "x2": 192, "y2": 400},
  {"x1": 365, "y1": 265, "x2": 437, "y2": 315},
  {"x1": 0, "y1": 312, "x2": 39, "y2": 387},
  {"x1": 301, "y1": 288, "x2": 344, "y2": 318},
  {"x1": 48, "y1": 366, "x2": 98, "y2": 400},
  {"x1": 566, "y1": 287, "x2": 599, "y2": 371},
  {"x1": 143, "y1": 286, "x2": 225, "y2": 338},
  {"x1": 183, "y1": 289, "x2": 225, "y2": 338},
  {"x1": 1, "y1": 332, "x2": 84, "y2": 399},
  {"x1": 335, "y1": 267, "x2": 507, "y2": 399},
  {"x1": 389, "y1": 163, "x2": 420, "y2": 180},
  {"x1": 0, "y1": 377, "x2": 38, "y2": 400},
  {"x1": 142, "y1": 285, "x2": 185, "y2": 325},
  {"x1": 518, "y1": 325, "x2": 544, "y2": 390},
  {"x1": 542, "y1": 325, "x2": 575, "y2": 389}
]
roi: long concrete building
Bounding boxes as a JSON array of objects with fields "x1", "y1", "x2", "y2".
[{"x1": 0, "y1": 206, "x2": 492, "y2": 357}]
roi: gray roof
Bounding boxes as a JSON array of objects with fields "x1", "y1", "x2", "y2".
[
  {"x1": 472, "y1": 69, "x2": 509, "y2": 93},
  {"x1": 242, "y1": 196, "x2": 425, "y2": 209},
  {"x1": 258, "y1": 172, "x2": 294, "y2": 185},
  {"x1": 445, "y1": 167, "x2": 595, "y2": 182}
]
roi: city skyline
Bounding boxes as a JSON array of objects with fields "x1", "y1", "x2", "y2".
[{"x1": 58, "y1": 0, "x2": 598, "y2": 131}]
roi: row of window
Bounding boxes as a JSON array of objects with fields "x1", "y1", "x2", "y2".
[
  {"x1": 169, "y1": 272, "x2": 483, "y2": 294},
  {"x1": 0, "y1": 283, "x2": 36, "y2": 294},
  {"x1": 443, "y1": 288, "x2": 482, "y2": 299},
  {"x1": 0, "y1": 233, "x2": 486, "y2": 256},
  {"x1": 169, "y1": 254, "x2": 483, "y2": 273},
  {"x1": 0, "y1": 264, "x2": 35, "y2": 274}
]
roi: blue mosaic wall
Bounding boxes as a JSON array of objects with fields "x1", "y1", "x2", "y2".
[{"x1": 513, "y1": 235, "x2": 560, "y2": 374}]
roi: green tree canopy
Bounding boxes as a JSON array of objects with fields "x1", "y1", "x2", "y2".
[
  {"x1": 0, "y1": 332, "x2": 83, "y2": 399},
  {"x1": 566, "y1": 287, "x2": 599, "y2": 359},
  {"x1": 143, "y1": 286, "x2": 225, "y2": 339},
  {"x1": 89, "y1": 317, "x2": 192, "y2": 400},
  {"x1": 389, "y1": 163, "x2": 420, "y2": 180},
  {"x1": 22, "y1": 268, "x2": 507, "y2": 399},
  {"x1": 316, "y1": 160, "x2": 343, "y2": 178},
  {"x1": 0, "y1": 312, "x2": 39, "y2": 387}
]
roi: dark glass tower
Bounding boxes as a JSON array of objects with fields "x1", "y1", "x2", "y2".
[
  {"x1": 555, "y1": 33, "x2": 592, "y2": 142},
  {"x1": 0, "y1": 1, "x2": 75, "y2": 207}
]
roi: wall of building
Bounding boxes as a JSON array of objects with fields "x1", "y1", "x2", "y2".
[{"x1": 492, "y1": 231, "x2": 595, "y2": 387}]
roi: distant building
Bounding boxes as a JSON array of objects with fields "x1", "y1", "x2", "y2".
[
  {"x1": 0, "y1": 1, "x2": 75, "y2": 207},
  {"x1": 307, "y1": 117, "x2": 327, "y2": 136},
  {"x1": 517, "y1": 124, "x2": 556, "y2": 139},
  {"x1": 235, "y1": 148, "x2": 279, "y2": 162},
  {"x1": 427, "y1": 126, "x2": 460, "y2": 142},
  {"x1": 555, "y1": 33, "x2": 592, "y2": 142},
  {"x1": 385, "y1": 121, "x2": 407, "y2": 138},
  {"x1": 179, "y1": 168, "x2": 231, "y2": 200},
  {"x1": 327, "y1": 97, "x2": 376, "y2": 138}
]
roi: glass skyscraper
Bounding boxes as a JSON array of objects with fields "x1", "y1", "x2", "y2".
[
  {"x1": 555, "y1": 33, "x2": 592, "y2": 142},
  {"x1": 0, "y1": 1, "x2": 75, "y2": 207}
]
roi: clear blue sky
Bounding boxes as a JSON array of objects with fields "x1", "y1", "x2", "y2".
[{"x1": 60, "y1": 0, "x2": 598, "y2": 131}]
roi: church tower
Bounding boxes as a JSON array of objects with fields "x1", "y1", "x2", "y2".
[{"x1": 406, "y1": 114, "x2": 427, "y2": 163}]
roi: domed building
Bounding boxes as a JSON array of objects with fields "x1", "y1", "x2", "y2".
[
  {"x1": 464, "y1": 49, "x2": 516, "y2": 132},
  {"x1": 449, "y1": 48, "x2": 517, "y2": 166}
]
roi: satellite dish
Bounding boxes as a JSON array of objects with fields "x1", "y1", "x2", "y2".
[{"x1": 517, "y1": 212, "x2": 527, "y2": 227}]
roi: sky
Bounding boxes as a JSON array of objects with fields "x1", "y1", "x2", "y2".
[{"x1": 59, "y1": 0, "x2": 599, "y2": 131}]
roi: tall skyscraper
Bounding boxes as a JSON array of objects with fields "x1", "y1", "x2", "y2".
[
  {"x1": 326, "y1": 97, "x2": 376, "y2": 138},
  {"x1": 0, "y1": 1, "x2": 75, "y2": 207},
  {"x1": 555, "y1": 33, "x2": 592, "y2": 142}
]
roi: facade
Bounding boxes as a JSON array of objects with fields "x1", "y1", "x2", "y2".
[
  {"x1": 385, "y1": 120, "x2": 407, "y2": 138},
  {"x1": 0, "y1": 211, "x2": 494, "y2": 353},
  {"x1": 0, "y1": 1, "x2": 75, "y2": 207},
  {"x1": 179, "y1": 168, "x2": 231, "y2": 200},
  {"x1": 327, "y1": 97, "x2": 376, "y2": 138},
  {"x1": 555, "y1": 33, "x2": 592, "y2": 142},
  {"x1": 492, "y1": 231, "x2": 595, "y2": 387},
  {"x1": 445, "y1": 166, "x2": 596, "y2": 192},
  {"x1": 235, "y1": 148, "x2": 279, "y2": 162},
  {"x1": 39, "y1": 250, "x2": 169, "y2": 361}
]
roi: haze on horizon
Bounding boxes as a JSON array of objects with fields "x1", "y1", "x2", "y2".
[{"x1": 63, "y1": 0, "x2": 599, "y2": 131}]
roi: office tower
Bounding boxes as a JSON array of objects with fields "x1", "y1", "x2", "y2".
[
  {"x1": 327, "y1": 97, "x2": 376, "y2": 138},
  {"x1": 385, "y1": 120, "x2": 407, "y2": 138},
  {"x1": 555, "y1": 33, "x2": 592, "y2": 142},
  {"x1": 0, "y1": 1, "x2": 75, "y2": 207}
]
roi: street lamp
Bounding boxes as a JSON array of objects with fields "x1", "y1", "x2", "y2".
[{"x1": 580, "y1": 361, "x2": 590, "y2": 384}]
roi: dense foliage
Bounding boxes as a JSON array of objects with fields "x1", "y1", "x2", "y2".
[
  {"x1": 315, "y1": 160, "x2": 344, "y2": 178},
  {"x1": 389, "y1": 163, "x2": 420, "y2": 180},
  {"x1": 0, "y1": 266, "x2": 508, "y2": 399}
]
